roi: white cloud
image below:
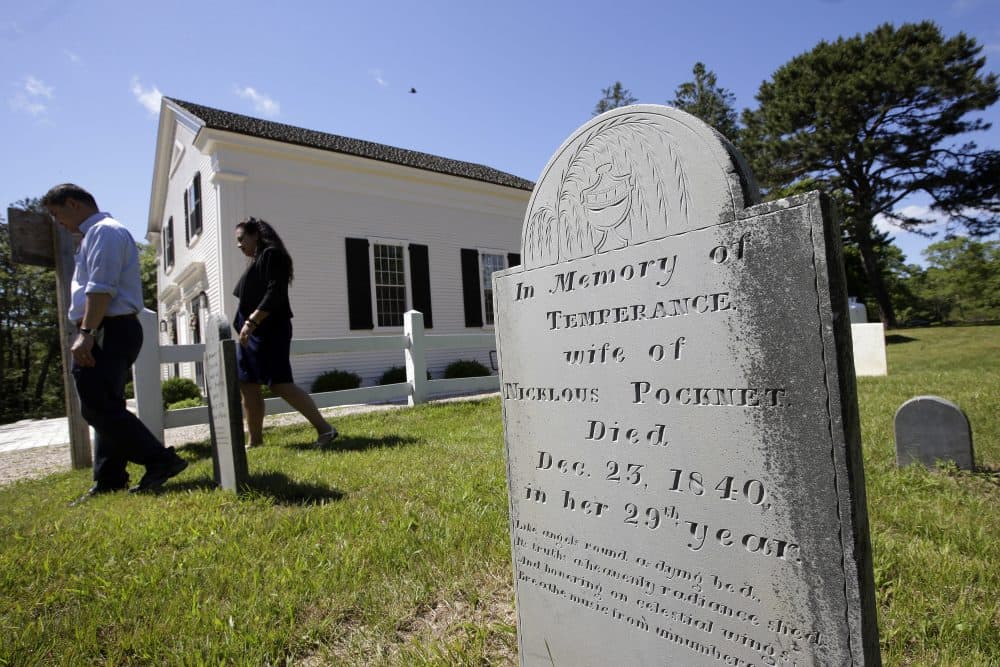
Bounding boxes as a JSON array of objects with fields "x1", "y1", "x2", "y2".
[
  {"x1": 234, "y1": 86, "x2": 280, "y2": 117},
  {"x1": 370, "y1": 69, "x2": 388, "y2": 87},
  {"x1": 9, "y1": 92, "x2": 46, "y2": 115},
  {"x1": 64, "y1": 49, "x2": 81, "y2": 64},
  {"x1": 9, "y1": 75, "x2": 53, "y2": 116},
  {"x1": 130, "y1": 77, "x2": 162, "y2": 115},
  {"x1": 874, "y1": 205, "x2": 947, "y2": 235},
  {"x1": 951, "y1": 0, "x2": 982, "y2": 12},
  {"x1": 24, "y1": 75, "x2": 53, "y2": 98}
]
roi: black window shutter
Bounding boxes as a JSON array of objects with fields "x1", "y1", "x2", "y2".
[
  {"x1": 192, "y1": 172, "x2": 202, "y2": 236},
  {"x1": 183, "y1": 191, "x2": 190, "y2": 245},
  {"x1": 507, "y1": 253, "x2": 520, "y2": 268},
  {"x1": 409, "y1": 244, "x2": 433, "y2": 329},
  {"x1": 461, "y1": 248, "x2": 483, "y2": 328},
  {"x1": 345, "y1": 237, "x2": 373, "y2": 330}
]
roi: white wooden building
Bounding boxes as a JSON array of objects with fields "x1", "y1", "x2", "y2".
[{"x1": 147, "y1": 97, "x2": 532, "y2": 388}]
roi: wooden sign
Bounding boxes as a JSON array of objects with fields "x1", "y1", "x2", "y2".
[{"x1": 7, "y1": 207, "x2": 55, "y2": 267}]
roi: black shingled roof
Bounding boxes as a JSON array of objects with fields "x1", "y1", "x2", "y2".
[{"x1": 167, "y1": 98, "x2": 534, "y2": 191}]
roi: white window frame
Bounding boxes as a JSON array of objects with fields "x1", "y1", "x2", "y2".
[
  {"x1": 368, "y1": 237, "x2": 412, "y2": 330},
  {"x1": 477, "y1": 249, "x2": 508, "y2": 328}
]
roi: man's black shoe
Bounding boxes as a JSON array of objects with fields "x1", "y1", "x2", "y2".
[
  {"x1": 70, "y1": 482, "x2": 127, "y2": 506},
  {"x1": 129, "y1": 449, "x2": 188, "y2": 494}
]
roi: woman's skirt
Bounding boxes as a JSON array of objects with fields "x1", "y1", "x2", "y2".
[{"x1": 233, "y1": 312, "x2": 294, "y2": 386}]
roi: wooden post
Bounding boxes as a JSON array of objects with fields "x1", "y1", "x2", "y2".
[
  {"x1": 52, "y1": 218, "x2": 92, "y2": 469},
  {"x1": 404, "y1": 310, "x2": 427, "y2": 406},
  {"x1": 134, "y1": 308, "x2": 165, "y2": 443},
  {"x1": 6, "y1": 208, "x2": 92, "y2": 469}
]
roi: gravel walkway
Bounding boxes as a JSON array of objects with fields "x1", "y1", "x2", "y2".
[{"x1": 0, "y1": 393, "x2": 498, "y2": 487}]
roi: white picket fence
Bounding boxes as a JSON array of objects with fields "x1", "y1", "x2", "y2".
[{"x1": 132, "y1": 309, "x2": 499, "y2": 443}]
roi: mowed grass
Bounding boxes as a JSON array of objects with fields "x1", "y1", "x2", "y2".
[
  {"x1": 0, "y1": 325, "x2": 997, "y2": 665},
  {"x1": 858, "y1": 324, "x2": 998, "y2": 666}
]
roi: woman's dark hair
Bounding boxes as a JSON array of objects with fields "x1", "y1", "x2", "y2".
[{"x1": 236, "y1": 217, "x2": 294, "y2": 284}]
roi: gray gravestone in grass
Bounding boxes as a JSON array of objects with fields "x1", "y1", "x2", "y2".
[
  {"x1": 493, "y1": 105, "x2": 881, "y2": 666},
  {"x1": 895, "y1": 396, "x2": 975, "y2": 471},
  {"x1": 204, "y1": 313, "x2": 248, "y2": 491}
]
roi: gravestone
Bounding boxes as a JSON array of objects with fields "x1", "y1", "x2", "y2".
[
  {"x1": 204, "y1": 313, "x2": 248, "y2": 490},
  {"x1": 848, "y1": 297, "x2": 867, "y2": 324},
  {"x1": 895, "y1": 396, "x2": 974, "y2": 470},
  {"x1": 493, "y1": 105, "x2": 880, "y2": 666}
]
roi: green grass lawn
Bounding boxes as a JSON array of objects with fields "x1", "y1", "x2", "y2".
[{"x1": 0, "y1": 325, "x2": 996, "y2": 665}]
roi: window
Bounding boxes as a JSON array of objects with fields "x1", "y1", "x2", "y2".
[
  {"x1": 184, "y1": 172, "x2": 202, "y2": 244},
  {"x1": 461, "y1": 249, "x2": 519, "y2": 327},
  {"x1": 169, "y1": 312, "x2": 180, "y2": 377},
  {"x1": 372, "y1": 242, "x2": 407, "y2": 327},
  {"x1": 189, "y1": 296, "x2": 204, "y2": 389},
  {"x1": 480, "y1": 253, "x2": 505, "y2": 325},
  {"x1": 163, "y1": 217, "x2": 175, "y2": 271},
  {"x1": 345, "y1": 238, "x2": 432, "y2": 330}
]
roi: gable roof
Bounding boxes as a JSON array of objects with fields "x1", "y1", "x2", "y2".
[{"x1": 166, "y1": 97, "x2": 534, "y2": 191}]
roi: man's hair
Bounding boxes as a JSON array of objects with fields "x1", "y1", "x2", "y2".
[{"x1": 41, "y1": 184, "x2": 98, "y2": 209}]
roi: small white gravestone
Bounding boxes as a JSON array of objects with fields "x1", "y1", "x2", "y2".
[
  {"x1": 204, "y1": 313, "x2": 248, "y2": 490},
  {"x1": 494, "y1": 106, "x2": 880, "y2": 666},
  {"x1": 848, "y1": 297, "x2": 868, "y2": 324},
  {"x1": 895, "y1": 396, "x2": 975, "y2": 470},
  {"x1": 851, "y1": 323, "x2": 888, "y2": 377}
]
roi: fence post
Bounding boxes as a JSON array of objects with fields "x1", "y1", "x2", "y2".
[
  {"x1": 405, "y1": 310, "x2": 427, "y2": 406},
  {"x1": 134, "y1": 308, "x2": 164, "y2": 444}
]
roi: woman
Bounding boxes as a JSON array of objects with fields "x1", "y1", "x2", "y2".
[{"x1": 233, "y1": 217, "x2": 337, "y2": 447}]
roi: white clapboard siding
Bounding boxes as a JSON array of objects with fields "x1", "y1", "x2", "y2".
[{"x1": 152, "y1": 102, "x2": 529, "y2": 387}]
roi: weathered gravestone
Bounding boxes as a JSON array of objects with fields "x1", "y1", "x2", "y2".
[
  {"x1": 493, "y1": 105, "x2": 880, "y2": 666},
  {"x1": 204, "y1": 313, "x2": 248, "y2": 490},
  {"x1": 895, "y1": 396, "x2": 974, "y2": 470}
]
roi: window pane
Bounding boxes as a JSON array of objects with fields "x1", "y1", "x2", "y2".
[
  {"x1": 373, "y1": 243, "x2": 406, "y2": 327},
  {"x1": 480, "y1": 253, "x2": 505, "y2": 325}
]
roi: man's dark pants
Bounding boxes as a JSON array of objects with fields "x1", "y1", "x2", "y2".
[{"x1": 72, "y1": 317, "x2": 171, "y2": 487}]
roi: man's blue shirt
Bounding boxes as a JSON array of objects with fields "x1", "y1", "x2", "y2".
[{"x1": 69, "y1": 212, "x2": 144, "y2": 321}]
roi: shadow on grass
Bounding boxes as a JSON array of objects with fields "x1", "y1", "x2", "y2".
[
  {"x1": 176, "y1": 441, "x2": 214, "y2": 463},
  {"x1": 242, "y1": 471, "x2": 344, "y2": 505},
  {"x1": 286, "y1": 434, "x2": 419, "y2": 454},
  {"x1": 886, "y1": 334, "x2": 918, "y2": 345},
  {"x1": 158, "y1": 472, "x2": 343, "y2": 506}
]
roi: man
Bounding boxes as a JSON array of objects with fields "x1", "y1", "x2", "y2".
[{"x1": 42, "y1": 184, "x2": 187, "y2": 499}]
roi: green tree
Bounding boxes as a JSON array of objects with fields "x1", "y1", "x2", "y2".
[
  {"x1": 741, "y1": 22, "x2": 999, "y2": 327},
  {"x1": 0, "y1": 199, "x2": 64, "y2": 423},
  {"x1": 593, "y1": 81, "x2": 637, "y2": 116},
  {"x1": 919, "y1": 237, "x2": 1000, "y2": 322},
  {"x1": 138, "y1": 242, "x2": 158, "y2": 309},
  {"x1": 668, "y1": 62, "x2": 739, "y2": 140}
]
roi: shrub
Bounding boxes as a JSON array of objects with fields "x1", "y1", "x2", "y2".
[
  {"x1": 311, "y1": 369, "x2": 362, "y2": 393},
  {"x1": 443, "y1": 359, "x2": 490, "y2": 379},
  {"x1": 378, "y1": 366, "x2": 432, "y2": 385},
  {"x1": 161, "y1": 377, "x2": 202, "y2": 408},
  {"x1": 124, "y1": 381, "x2": 134, "y2": 399},
  {"x1": 167, "y1": 397, "x2": 203, "y2": 410}
]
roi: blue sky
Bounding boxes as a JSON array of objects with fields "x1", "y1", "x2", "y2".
[{"x1": 3, "y1": 0, "x2": 998, "y2": 266}]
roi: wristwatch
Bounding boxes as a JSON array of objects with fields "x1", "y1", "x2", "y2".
[{"x1": 79, "y1": 327, "x2": 95, "y2": 336}]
